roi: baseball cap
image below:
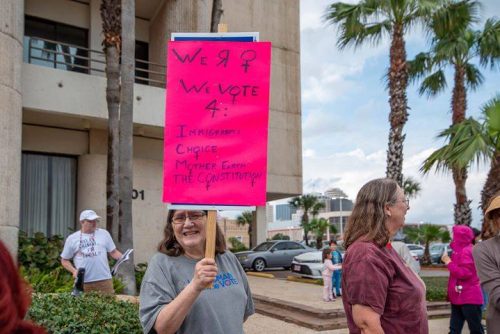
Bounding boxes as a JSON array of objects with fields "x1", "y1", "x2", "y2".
[
  {"x1": 485, "y1": 196, "x2": 500, "y2": 219},
  {"x1": 79, "y1": 209, "x2": 101, "y2": 222}
]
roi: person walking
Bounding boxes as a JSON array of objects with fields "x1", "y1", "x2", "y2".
[
  {"x1": 442, "y1": 225, "x2": 484, "y2": 334},
  {"x1": 473, "y1": 194, "x2": 500, "y2": 334},
  {"x1": 60, "y1": 209, "x2": 123, "y2": 294}
]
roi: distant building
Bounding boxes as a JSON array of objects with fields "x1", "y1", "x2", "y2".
[
  {"x1": 275, "y1": 204, "x2": 297, "y2": 221},
  {"x1": 0, "y1": 0, "x2": 302, "y2": 259},
  {"x1": 220, "y1": 218, "x2": 250, "y2": 248}
]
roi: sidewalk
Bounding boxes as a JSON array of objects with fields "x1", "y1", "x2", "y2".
[{"x1": 244, "y1": 275, "x2": 472, "y2": 334}]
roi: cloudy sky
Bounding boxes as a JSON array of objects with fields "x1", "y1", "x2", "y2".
[{"x1": 298, "y1": 0, "x2": 500, "y2": 228}]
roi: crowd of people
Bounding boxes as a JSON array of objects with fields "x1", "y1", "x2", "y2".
[{"x1": 1, "y1": 179, "x2": 499, "y2": 334}]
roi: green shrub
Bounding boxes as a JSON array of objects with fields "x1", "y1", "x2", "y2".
[
  {"x1": 19, "y1": 231, "x2": 64, "y2": 272},
  {"x1": 228, "y1": 237, "x2": 248, "y2": 253},
  {"x1": 29, "y1": 293, "x2": 142, "y2": 334},
  {"x1": 422, "y1": 276, "x2": 448, "y2": 301},
  {"x1": 21, "y1": 266, "x2": 74, "y2": 293},
  {"x1": 271, "y1": 233, "x2": 290, "y2": 240}
]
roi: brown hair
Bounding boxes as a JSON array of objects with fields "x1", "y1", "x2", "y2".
[
  {"x1": 322, "y1": 248, "x2": 332, "y2": 263},
  {"x1": 158, "y1": 210, "x2": 226, "y2": 256},
  {"x1": 482, "y1": 194, "x2": 500, "y2": 240},
  {"x1": 344, "y1": 178, "x2": 399, "y2": 249}
]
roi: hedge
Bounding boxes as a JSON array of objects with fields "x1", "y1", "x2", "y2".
[{"x1": 29, "y1": 293, "x2": 142, "y2": 334}]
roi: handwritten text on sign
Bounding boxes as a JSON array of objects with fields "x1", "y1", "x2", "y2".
[{"x1": 163, "y1": 41, "x2": 271, "y2": 206}]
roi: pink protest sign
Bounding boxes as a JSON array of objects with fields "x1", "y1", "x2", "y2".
[{"x1": 163, "y1": 41, "x2": 271, "y2": 206}]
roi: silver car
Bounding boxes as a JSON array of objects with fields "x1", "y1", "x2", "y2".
[
  {"x1": 406, "y1": 244, "x2": 425, "y2": 261},
  {"x1": 235, "y1": 240, "x2": 314, "y2": 272},
  {"x1": 291, "y1": 245, "x2": 345, "y2": 279},
  {"x1": 291, "y1": 250, "x2": 323, "y2": 279}
]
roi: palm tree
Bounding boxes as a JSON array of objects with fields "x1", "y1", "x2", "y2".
[
  {"x1": 289, "y1": 195, "x2": 324, "y2": 246},
  {"x1": 324, "y1": 0, "x2": 440, "y2": 186},
  {"x1": 403, "y1": 176, "x2": 422, "y2": 199},
  {"x1": 236, "y1": 211, "x2": 254, "y2": 248},
  {"x1": 409, "y1": 1, "x2": 500, "y2": 225},
  {"x1": 101, "y1": 0, "x2": 121, "y2": 239},
  {"x1": 310, "y1": 218, "x2": 337, "y2": 249},
  {"x1": 117, "y1": 0, "x2": 136, "y2": 296},
  {"x1": 422, "y1": 95, "x2": 500, "y2": 217},
  {"x1": 406, "y1": 224, "x2": 450, "y2": 264}
]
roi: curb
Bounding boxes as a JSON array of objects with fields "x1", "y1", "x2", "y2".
[
  {"x1": 246, "y1": 272, "x2": 275, "y2": 279},
  {"x1": 286, "y1": 275, "x2": 322, "y2": 285}
]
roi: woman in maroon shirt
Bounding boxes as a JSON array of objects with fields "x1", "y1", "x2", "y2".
[{"x1": 341, "y1": 178, "x2": 428, "y2": 334}]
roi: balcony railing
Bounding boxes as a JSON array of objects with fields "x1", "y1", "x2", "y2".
[{"x1": 23, "y1": 36, "x2": 166, "y2": 87}]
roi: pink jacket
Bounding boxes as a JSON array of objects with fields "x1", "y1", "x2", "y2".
[{"x1": 447, "y1": 225, "x2": 483, "y2": 305}]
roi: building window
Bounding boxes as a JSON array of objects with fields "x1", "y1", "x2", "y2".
[
  {"x1": 23, "y1": 16, "x2": 89, "y2": 73},
  {"x1": 135, "y1": 40, "x2": 149, "y2": 84},
  {"x1": 20, "y1": 153, "x2": 77, "y2": 237}
]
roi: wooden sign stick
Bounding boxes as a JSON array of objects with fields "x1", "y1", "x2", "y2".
[
  {"x1": 205, "y1": 210, "x2": 217, "y2": 288},
  {"x1": 205, "y1": 210, "x2": 217, "y2": 260}
]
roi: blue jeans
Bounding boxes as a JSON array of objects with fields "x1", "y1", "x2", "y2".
[{"x1": 331, "y1": 270, "x2": 342, "y2": 296}]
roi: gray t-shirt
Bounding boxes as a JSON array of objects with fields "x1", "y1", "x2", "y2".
[{"x1": 139, "y1": 251, "x2": 254, "y2": 334}]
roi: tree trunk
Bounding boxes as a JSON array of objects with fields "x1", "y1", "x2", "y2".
[
  {"x1": 451, "y1": 64, "x2": 471, "y2": 225},
  {"x1": 101, "y1": 0, "x2": 121, "y2": 242},
  {"x1": 117, "y1": 0, "x2": 136, "y2": 295},
  {"x1": 303, "y1": 212, "x2": 309, "y2": 246},
  {"x1": 247, "y1": 223, "x2": 253, "y2": 249},
  {"x1": 481, "y1": 151, "x2": 500, "y2": 214},
  {"x1": 386, "y1": 24, "x2": 408, "y2": 187},
  {"x1": 210, "y1": 0, "x2": 224, "y2": 33},
  {"x1": 453, "y1": 168, "x2": 472, "y2": 225},
  {"x1": 104, "y1": 45, "x2": 120, "y2": 239},
  {"x1": 422, "y1": 241, "x2": 431, "y2": 265}
]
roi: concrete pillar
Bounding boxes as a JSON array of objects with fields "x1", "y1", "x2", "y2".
[
  {"x1": 0, "y1": 0, "x2": 23, "y2": 256},
  {"x1": 255, "y1": 206, "x2": 267, "y2": 245}
]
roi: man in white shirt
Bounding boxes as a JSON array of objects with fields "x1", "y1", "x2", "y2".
[{"x1": 61, "y1": 209, "x2": 122, "y2": 294}]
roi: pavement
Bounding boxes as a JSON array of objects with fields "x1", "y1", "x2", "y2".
[{"x1": 243, "y1": 274, "x2": 476, "y2": 334}]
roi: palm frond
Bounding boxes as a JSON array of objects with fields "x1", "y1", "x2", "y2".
[
  {"x1": 421, "y1": 118, "x2": 491, "y2": 174},
  {"x1": 482, "y1": 94, "x2": 500, "y2": 149},
  {"x1": 408, "y1": 52, "x2": 434, "y2": 84},
  {"x1": 478, "y1": 18, "x2": 500, "y2": 70},
  {"x1": 464, "y1": 63, "x2": 484, "y2": 91},
  {"x1": 418, "y1": 69, "x2": 447, "y2": 97},
  {"x1": 420, "y1": 144, "x2": 452, "y2": 174},
  {"x1": 430, "y1": 0, "x2": 479, "y2": 39},
  {"x1": 324, "y1": 1, "x2": 386, "y2": 50}
]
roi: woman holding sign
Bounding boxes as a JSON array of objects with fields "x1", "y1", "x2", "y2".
[{"x1": 139, "y1": 210, "x2": 254, "y2": 334}]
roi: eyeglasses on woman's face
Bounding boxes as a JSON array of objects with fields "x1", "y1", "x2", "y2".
[
  {"x1": 171, "y1": 211, "x2": 206, "y2": 225},
  {"x1": 391, "y1": 198, "x2": 409, "y2": 207}
]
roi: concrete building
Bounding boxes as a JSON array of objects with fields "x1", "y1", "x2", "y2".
[{"x1": 0, "y1": 0, "x2": 302, "y2": 261}]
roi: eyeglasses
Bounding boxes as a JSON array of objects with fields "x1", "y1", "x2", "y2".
[
  {"x1": 171, "y1": 211, "x2": 206, "y2": 225},
  {"x1": 391, "y1": 198, "x2": 409, "y2": 207},
  {"x1": 400, "y1": 198, "x2": 410, "y2": 207}
]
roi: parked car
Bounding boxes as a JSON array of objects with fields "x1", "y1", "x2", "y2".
[
  {"x1": 429, "y1": 243, "x2": 452, "y2": 264},
  {"x1": 406, "y1": 244, "x2": 425, "y2": 261},
  {"x1": 235, "y1": 240, "x2": 314, "y2": 272},
  {"x1": 291, "y1": 245, "x2": 345, "y2": 279}
]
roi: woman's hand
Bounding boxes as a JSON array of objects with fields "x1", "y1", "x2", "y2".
[
  {"x1": 192, "y1": 258, "x2": 218, "y2": 291},
  {"x1": 441, "y1": 253, "x2": 451, "y2": 265}
]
